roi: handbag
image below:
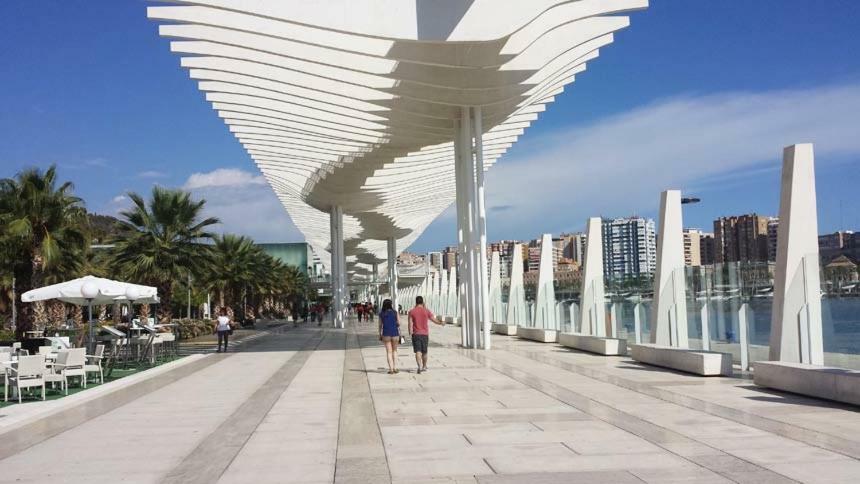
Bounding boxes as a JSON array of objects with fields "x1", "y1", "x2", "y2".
[{"x1": 399, "y1": 335, "x2": 406, "y2": 345}]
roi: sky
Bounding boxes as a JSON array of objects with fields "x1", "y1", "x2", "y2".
[{"x1": 1, "y1": 1, "x2": 859, "y2": 253}]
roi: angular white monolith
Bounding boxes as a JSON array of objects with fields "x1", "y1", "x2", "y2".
[
  {"x1": 769, "y1": 144, "x2": 823, "y2": 364},
  {"x1": 488, "y1": 251, "x2": 503, "y2": 323},
  {"x1": 439, "y1": 267, "x2": 448, "y2": 316},
  {"x1": 506, "y1": 243, "x2": 527, "y2": 325},
  {"x1": 579, "y1": 217, "x2": 606, "y2": 336},
  {"x1": 447, "y1": 267, "x2": 458, "y2": 319},
  {"x1": 534, "y1": 234, "x2": 557, "y2": 330},
  {"x1": 650, "y1": 190, "x2": 689, "y2": 347}
]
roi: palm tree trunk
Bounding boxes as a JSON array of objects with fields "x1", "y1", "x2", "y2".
[{"x1": 157, "y1": 282, "x2": 174, "y2": 323}]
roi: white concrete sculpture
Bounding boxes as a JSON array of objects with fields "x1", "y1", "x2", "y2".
[
  {"x1": 447, "y1": 267, "x2": 459, "y2": 324},
  {"x1": 650, "y1": 190, "x2": 688, "y2": 348},
  {"x1": 506, "y1": 244, "x2": 527, "y2": 325},
  {"x1": 146, "y1": 0, "x2": 649, "y2": 346},
  {"x1": 488, "y1": 251, "x2": 503, "y2": 323},
  {"x1": 579, "y1": 217, "x2": 606, "y2": 336},
  {"x1": 438, "y1": 269, "x2": 450, "y2": 316},
  {"x1": 769, "y1": 144, "x2": 823, "y2": 364},
  {"x1": 534, "y1": 234, "x2": 557, "y2": 330}
]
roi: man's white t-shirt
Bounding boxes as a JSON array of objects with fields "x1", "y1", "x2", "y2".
[{"x1": 217, "y1": 316, "x2": 231, "y2": 331}]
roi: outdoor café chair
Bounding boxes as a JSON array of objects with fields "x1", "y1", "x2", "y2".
[
  {"x1": 53, "y1": 348, "x2": 87, "y2": 389},
  {"x1": 38, "y1": 346, "x2": 53, "y2": 356},
  {"x1": 5, "y1": 355, "x2": 46, "y2": 403},
  {"x1": 85, "y1": 344, "x2": 105, "y2": 384},
  {"x1": 0, "y1": 351, "x2": 12, "y2": 383},
  {"x1": 44, "y1": 351, "x2": 69, "y2": 395}
]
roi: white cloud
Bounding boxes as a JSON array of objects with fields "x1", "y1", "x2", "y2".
[
  {"x1": 183, "y1": 167, "x2": 267, "y2": 190},
  {"x1": 137, "y1": 170, "x2": 167, "y2": 179},
  {"x1": 481, "y1": 82, "x2": 860, "y2": 238},
  {"x1": 183, "y1": 168, "x2": 302, "y2": 243},
  {"x1": 103, "y1": 168, "x2": 303, "y2": 243}
]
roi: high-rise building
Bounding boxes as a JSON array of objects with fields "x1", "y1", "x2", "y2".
[
  {"x1": 428, "y1": 251, "x2": 442, "y2": 273},
  {"x1": 488, "y1": 240, "x2": 521, "y2": 280},
  {"x1": 601, "y1": 217, "x2": 657, "y2": 279},
  {"x1": 767, "y1": 218, "x2": 780, "y2": 262},
  {"x1": 441, "y1": 246, "x2": 458, "y2": 271},
  {"x1": 683, "y1": 229, "x2": 703, "y2": 267},
  {"x1": 700, "y1": 232, "x2": 716, "y2": 265},
  {"x1": 555, "y1": 232, "x2": 586, "y2": 264},
  {"x1": 713, "y1": 214, "x2": 772, "y2": 263},
  {"x1": 527, "y1": 244, "x2": 561, "y2": 272}
]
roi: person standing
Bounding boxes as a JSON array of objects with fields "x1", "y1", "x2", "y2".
[
  {"x1": 214, "y1": 307, "x2": 233, "y2": 353},
  {"x1": 378, "y1": 299, "x2": 400, "y2": 374},
  {"x1": 408, "y1": 296, "x2": 445, "y2": 374}
]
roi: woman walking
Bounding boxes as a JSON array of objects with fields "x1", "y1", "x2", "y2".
[
  {"x1": 378, "y1": 299, "x2": 400, "y2": 374},
  {"x1": 214, "y1": 307, "x2": 233, "y2": 353}
]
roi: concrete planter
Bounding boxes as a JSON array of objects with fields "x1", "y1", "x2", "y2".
[
  {"x1": 754, "y1": 361, "x2": 860, "y2": 406},
  {"x1": 558, "y1": 333, "x2": 627, "y2": 356},
  {"x1": 517, "y1": 327, "x2": 558, "y2": 343},
  {"x1": 491, "y1": 323, "x2": 518, "y2": 336},
  {"x1": 630, "y1": 343, "x2": 732, "y2": 376}
]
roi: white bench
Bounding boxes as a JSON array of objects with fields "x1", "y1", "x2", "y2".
[
  {"x1": 558, "y1": 334, "x2": 627, "y2": 356},
  {"x1": 754, "y1": 361, "x2": 860, "y2": 406},
  {"x1": 443, "y1": 316, "x2": 461, "y2": 326},
  {"x1": 517, "y1": 327, "x2": 558, "y2": 343},
  {"x1": 630, "y1": 343, "x2": 733, "y2": 376},
  {"x1": 491, "y1": 323, "x2": 518, "y2": 336}
]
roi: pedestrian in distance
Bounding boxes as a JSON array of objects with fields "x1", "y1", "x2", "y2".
[
  {"x1": 378, "y1": 298, "x2": 401, "y2": 374},
  {"x1": 213, "y1": 307, "x2": 233, "y2": 353},
  {"x1": 408, "y1": 296, "x2": 445, "y2": 374}
]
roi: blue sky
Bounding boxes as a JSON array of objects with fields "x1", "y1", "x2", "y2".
[{"x1": 1, "y1": 1, "x2": 859, "y2": 252}]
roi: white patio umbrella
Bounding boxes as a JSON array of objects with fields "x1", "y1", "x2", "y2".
[{"x1": 21, "y1": 275, "x2": 158, "y2": 349}]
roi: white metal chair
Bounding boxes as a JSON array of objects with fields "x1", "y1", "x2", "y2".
[
  {"x1": 85, "y1": 344, "x2": 104, "y2": 384},
  {"x1": 5, "y1": 355, "x2": 46, "y2": 403},
  {"x1": 53, "y1": 348, "x2": 87, "y2": 389},
  {"x1": 44, "y1": 350, "x2": 69, "y2": 395},
  {"x1": 37, "y1": 346, "x2": 53, "y2": 356}
]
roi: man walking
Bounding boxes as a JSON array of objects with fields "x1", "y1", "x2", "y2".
[{"x1": 408, "y1": 296, "x2": 445, "y2": 374}]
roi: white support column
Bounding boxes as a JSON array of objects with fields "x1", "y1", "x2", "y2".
[
  {"x1": 372, "y1": 262, "x2": 379, "y2": 307},
  {"x1": 329, "y1": 205, "x2": 345, "y2": 329},
  {"x1": 472, "y1": 106, "x2": 491, "y2": 350},
  {"x1": 534, "y1": 234, "x2": 557, "y2": 330},
  {"x1": 387, "y1": 238, "x2": 399, "y2": 314},
  {"x1": 650, "y1": 190, "x2": 689, "y2": 347},
  {"x1": 454, "y1": 117, "x2": 470, "y2": 347},
  {"x1": 770, "y1": 144, "x2": 823, "y2": 364},
  {"x1": 506, "y1": 244, "x2": 527, "y2": 325},
  {"x1": 461, "y1": 106, "x2": 479, "y2": 348},
  {"x1": 579, "y1": 217, "x2": 606, "y2": 336}
]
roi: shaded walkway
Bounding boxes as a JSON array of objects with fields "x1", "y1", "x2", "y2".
[{"x1": 0, "y1": 319, "x2": 858, "y2": 483}]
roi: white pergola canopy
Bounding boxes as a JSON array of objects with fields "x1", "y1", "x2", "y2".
[
  {"x1": 21, "y1": 275, "x2": 159, "y2": 306},
  {"x1": 147, "y1": 0, "x2": 647, "y2": 275}
]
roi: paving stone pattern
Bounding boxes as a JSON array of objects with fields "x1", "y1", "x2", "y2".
[{"x1": 0, "y1": 319, "x2": 859, "y2": 483}]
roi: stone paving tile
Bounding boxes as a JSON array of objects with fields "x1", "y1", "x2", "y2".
[{"x1": 476, "y1": 471, "x2": 643, "y2": 483}]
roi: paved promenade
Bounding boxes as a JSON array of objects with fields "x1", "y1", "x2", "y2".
[{"x1": 1, "y1": 319, "x2": 859, "y2": 483}]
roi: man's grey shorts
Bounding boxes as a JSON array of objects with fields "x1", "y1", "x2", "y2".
[{"x1": 412, "y1": 334, "x2": 429, "y2": 354}]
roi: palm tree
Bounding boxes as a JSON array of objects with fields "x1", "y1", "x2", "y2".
[
  {"x1": 204, "y1": 235, "x2": 310, "y2": 321},
  {"x1": 0, "y1": 166, "x2": 88, "y2": 337},
  {"x1": 111, "y1": 187, "x2": 218, "y2": 322}
]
